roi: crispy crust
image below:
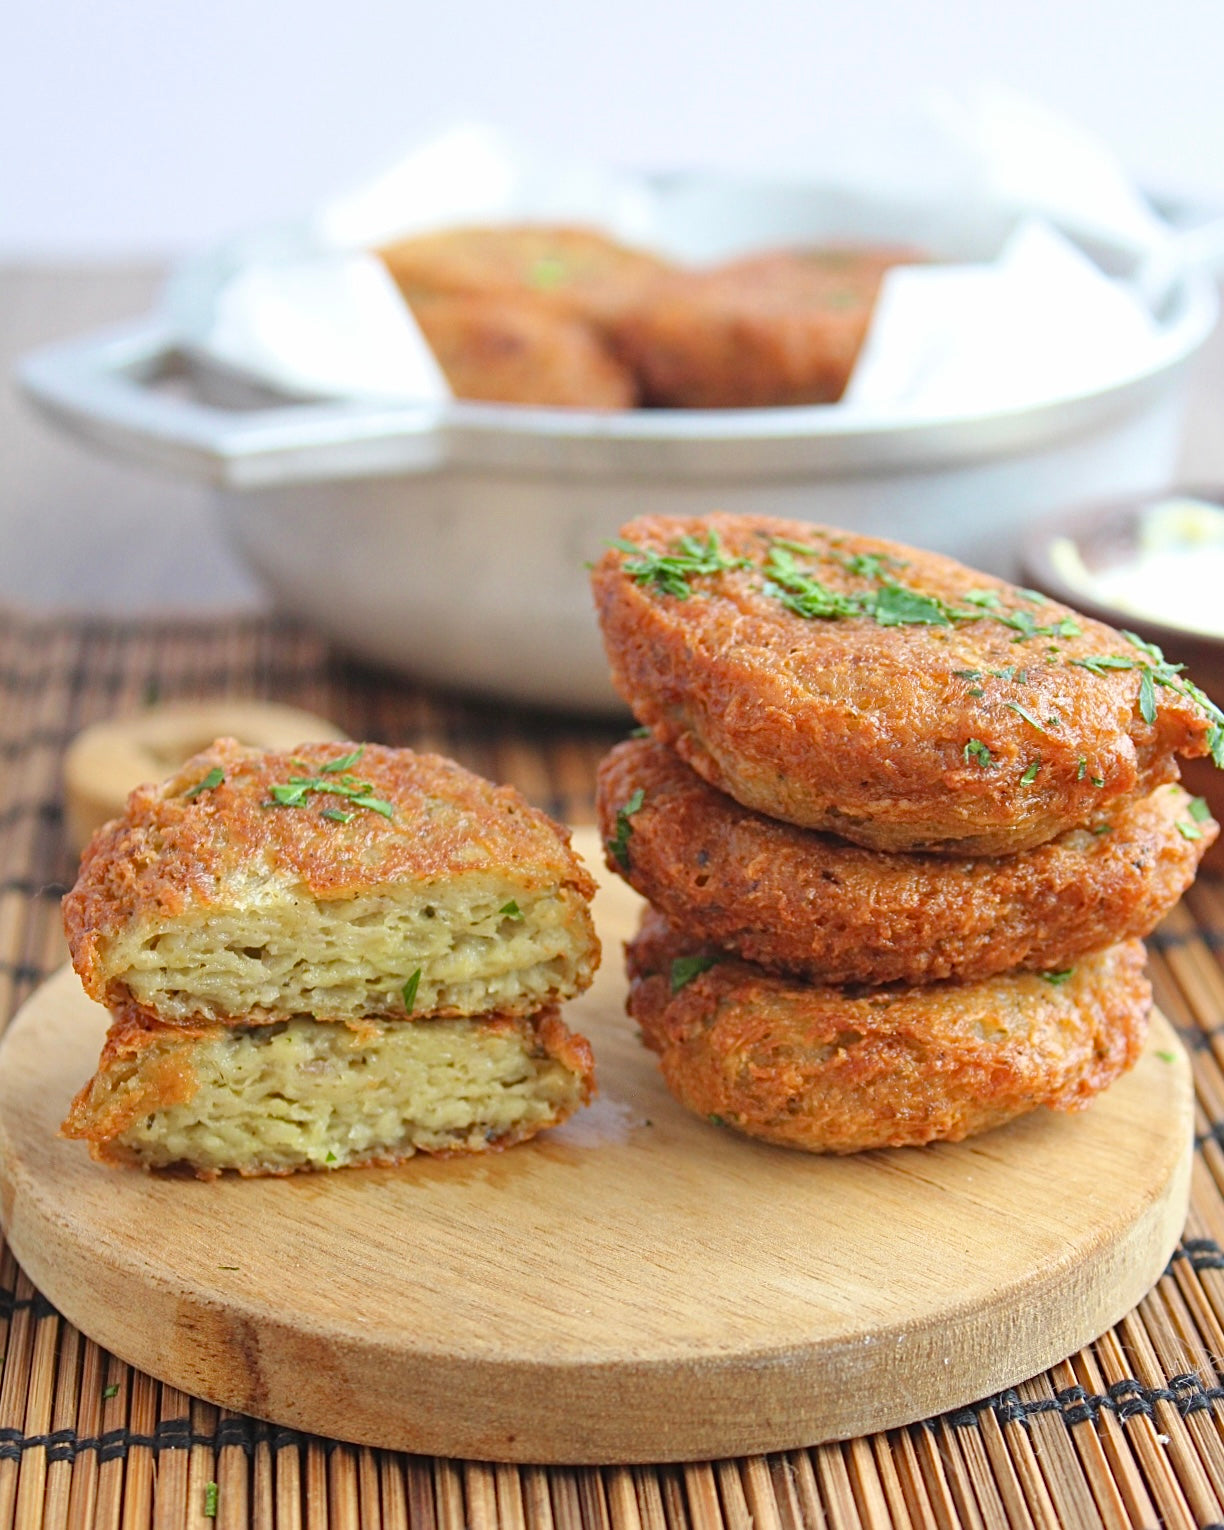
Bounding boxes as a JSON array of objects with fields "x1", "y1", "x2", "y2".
[
  {"x1": 626, "y1": 910, "x2": 1151, "y2": 1153},
  {"x1": 607, "y1": 246, "x2": 910, "y2": 408},
  {"x1": 64, "y1": 739, "x2": 599, "y2": 1016},
  {"x1": 407, "y1": 291, "x2": 637, "y2": 408},
  {"x1": 598, "y1": 739, "x2": 1217, "y2": 985},
  {"x1": 62, "y1": 1002, "x2": 596, "y2": 1176},
  {"x1": 591, "y1": 514, "x2": 1216, "y2": 854}
]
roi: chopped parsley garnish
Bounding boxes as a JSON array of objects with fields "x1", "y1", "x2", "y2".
[
  {"x1": 613, "y1": 531, "x2": 747, "y2": 599},
  {"x1": 182, "y1": 766, "x2": 224, "y2": 799},
  {"x1": 1077, "y1": 758, "x2": 1087, "y2": 780},
  {"x1": 963, "y1": 739, "x2": 993, "y2": 768},
  {"x1": 606, "y1": 787, "x2": 645, "y2": 870},
  {"x1": 1004, "y1": 701, "x2": 1047, "y2": 733},
  {"x1": 402, "y1": 970, "x2": 422, "y2": 1011},
  {"x1": 871, "y1": 584, "x2": 958, "y2": 627},
  {"x1": 1156, "y1": 1050, "x2": 1177, "y2": 1063},
  {"x1": 708, "y1": 1114, "x2": 727, "y2": 1128},
  {"x1": 1091, "y1": 823, "x2": 1112, "y2": 836},
  {"x1": 325, "y1": 1151, "x2": 337, "y2": 1164},
  {"x1": 1139, "y1": 669, "x2": 1157, "y2": 726},
  {"x1": 1039, "y1": 969, "x2": 1075, "y2": 985},
  {"x1": 264, "y1": 754, "x2": 395, "y2": 822},
  {"x1": 103, "y1": 1384, "x2": 119, "y2": 1399},
  {"x1": 319, "y1": 746, "x2": 365, "y2": 774},
  {"x1": 1178, "y1": 821, "x2": 1204, "y2": 841},
  {"x1": 204, "y1": 1482, "x2": 219, "y2": 1519},
  {"x1": 963, "y1": 589, "x2": 1002, "y2": 610},
  {"x1": 499, "y1": 900, "x2": 524, "y2": 920},
  {"x1": 953, "y1": 669, "x2": 982, "y2": 681},
  {"x1": 1020, "y1": 760, "x2": 1041, "y2": 784},
  {"x1": 670, "y1": 954, "x2": 720, "y2": 993},
  {"x1": 1190, "y1": 797, "x2": 1212, "y2": 822},
  {"x1": 630, "y1": 724, "x2": 652, "y2": 739},
  {"x1": 1092, "y1": 775, "x2": 1105, "y2": 788}
]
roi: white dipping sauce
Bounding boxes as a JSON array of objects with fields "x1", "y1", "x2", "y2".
[{"x1": 1051, "y1": 499, "x2": 1224, "y2": 640}]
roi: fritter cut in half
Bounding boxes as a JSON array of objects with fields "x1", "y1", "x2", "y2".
[
  {"x1": 627, "y1": 910, "x2": 1151, "y2": 1154},
  {"x1": 408, "y1": 290, "x2": 637, "y2": 408},
  {"x1": 607, "y1": 245, "x2": 911, "y2": 408},
  {"x1": 378, "y1": 224, "x2": 674, "y2": 331},
  {"x1": 592, "y1": 514, "x2": 1221, "y2": 855},
  {"x1": 598, "y1": 738, "x2": 1217, "y2": 986},
  {"x1": 62, "y1": 1004, "x2": 594, "y2": 1176},
  {"x1": 64, "y1": 739, "x2": 599, "y2": 1026}
]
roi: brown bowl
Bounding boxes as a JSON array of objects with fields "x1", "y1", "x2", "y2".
[{"x1": 1022, "y1": 488, "x2": 1224, "y2": 872}]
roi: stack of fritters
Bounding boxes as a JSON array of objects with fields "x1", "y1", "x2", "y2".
[
  {"x1": 61, "y1": 740, "x2": 600, "y2": 1176},
  {"x1": 378, "y1": 224, "x2": 914, "y2": 410},
  {"x1": 592, "y1": 513, "x2": 1220, "y2": 1152}
]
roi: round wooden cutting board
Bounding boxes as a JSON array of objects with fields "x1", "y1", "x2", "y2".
[{"x1": 0, "y1": 829, "x2": 1193, "y2": 1465}]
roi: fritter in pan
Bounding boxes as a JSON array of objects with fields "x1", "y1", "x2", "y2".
[
  {"x1": 64, "y1": 739, "x2": 599, "y2": 1026},
  {"x1": 626, "y1": 909, "x2": 1151, "y2": 1154},
  {"x1": 598, "y1": 739, "x2": 1216, "y2": 986},
  {"x1": 408, "y1": 291, "x2": 636, "y2": 408},
  {"x1": 62, "y1": 1002, "x2": 594, "y2": 1177},
  {"x1": 608, "y1": 245, "x2": 910, "y2": 408},
  {"x1": 591, "y1": 514, "x2": 1220, "y2": 855}
]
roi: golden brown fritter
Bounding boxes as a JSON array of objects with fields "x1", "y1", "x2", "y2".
[
  {"x1": 591, "y1": 514, "x2": 1219, "y2": 855},
  {"x1": 378, "y1": 223, "x2": 674, "y2": 330},
  {"x1": 64, "y1": 739, "x2": 599, "y2": 1025},
  {"x1": 626, "y1": 909, "x2": 1151, "y2": 1154},
  {"x1": 407, "y1": 291, "x2": 636, "y2": 408},
  {"x1": 607, "y1": 246, "x2": 911, "y2": 408},
  {"x1": 62, "y1": 1002, "x2": 595, "y2": 1177},
  {"x1": 598, "y1": 739, "x2": 1216, "y2": 986}
]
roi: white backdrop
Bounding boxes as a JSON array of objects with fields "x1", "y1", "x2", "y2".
[{"x1": 5, "y1": 0, "x2": 1224, "y2": 256}]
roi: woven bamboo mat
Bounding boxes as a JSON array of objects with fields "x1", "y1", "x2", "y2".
[{"x1": 1, "y1": 608, "x2": 1224, "y2": 1530}]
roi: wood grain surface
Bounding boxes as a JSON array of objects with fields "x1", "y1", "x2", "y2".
[{"x1": 0, "y1": 829, "x2": 1194, "y2": 1465}]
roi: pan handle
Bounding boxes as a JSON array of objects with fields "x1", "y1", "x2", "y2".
[{"x1": 16, "y1": 320, "x2": 448, "y2": 489}]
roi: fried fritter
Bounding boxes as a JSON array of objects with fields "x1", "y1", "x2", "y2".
[
  {"x1": 64, "y1": 739, "x2": 599, "y2": 1025},
  {"x1": 591, "y1": 514, "x2": 1219, "y2": 854},
  {"x1": 607, "y1": 246, "x2": 911, "y2": 408},
  {"x1": 598, "y1": 739, "x2": 1216, "y2": 986},
  {"x1": 626, "y1": 909, "x2": 1150, "y2": 1153},
  {"x1": 408, "y1": 291, "x2": 636, "y2": 408},
  {"x1": 378, "y1": 223, "x2": 673, "y2": 330},
  {"x1": 62, "y1": 1002, "x2": 594, "y2": 1177}
]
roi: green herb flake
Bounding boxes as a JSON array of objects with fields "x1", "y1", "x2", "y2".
[
  {"x1": 1190, "y1": 796, "x2": 1212, "y2": 822},
  {"x1": 182, "y1": 766, "x2": 225, "y2": 799},
  {"x1": 1004, "y1": 700, "x2": 1047, "y2": 733},
  {"x1": 962, "y1": 589, "x2": 1002, "y2": 609},
  {"x1": 204, "y1": 1482, "x2": 219, "y2": 1519},
  {"x1": 1039, "y1": 968, "x2": 1075, "y2": 986},
  {"x1": 606, "y1": 787, "x2": 645, "y2": 871},
  {"x1": 529, "y1": 256, "x2": 568, "y2": 290},
  {"x1": 1138, "y1": 668, "x2": 1157, "y2": 726},
  {"x1": 1178, "y1": 820, "x2": 1204, "y2": 841},
  {"x1": 669, "y1": 954, "x2": 720, "y2": 993},
  {"x1": 963, "y1": 738, "x2": 993, "y2": 768},
  {"x1": 349, "y1": 793, "x2": 395, "y2": 819},
  {"x1": 1092, "y1": 776, "x2": 1105, "y2": 788},
  {"x1": 1156, "y1": 1050, "x2": 1177, "y2": 1063},
  {"x1": 402, "y1": 970, "x2": 422, "y2": 1011},
  {"x1": 319, "y1": 808, "x2": 354, "y2": 824},
  {"x1": 968, "y1": 687, "x2": 985, "y2": 698},
  {"x1": 1091, "y1": 823, "x2": 1112, "y2": 836},
  {"x1": 1020, "y1": 760, "x2": 1041, "y2": 785},
  {"x1": 1077, "y1": 757, "x2": 1087, "y2": 781},
  {"x1": 325, "y1": 1151, "x2": 337, "y2": 1163},
  {"x1": 708, "y1": 1114, "x2": 727, "y2": 1128},
  {"x1": 952, "y1": 669, "x2": 982, "y2": 681},
  {"x1": 870, "y1": 583, "x2": 955, "y2": 627},
  {"x1": 499, "y1": 900, "x2": 524, "y2": 920},
  {"x1": 103, "y1": 1383, "x2": 119, "y2": 1399},
  {"x1": 319, "y1": 746, "x2": 365, "y2": 774},
  {"x1": 630, "y1": 724, "x2": 652, "y2": 739}
]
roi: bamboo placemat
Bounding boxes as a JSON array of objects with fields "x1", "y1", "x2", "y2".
[{"x1": 1, "y1": 608, "x2": 1223, "y2": 1530}]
